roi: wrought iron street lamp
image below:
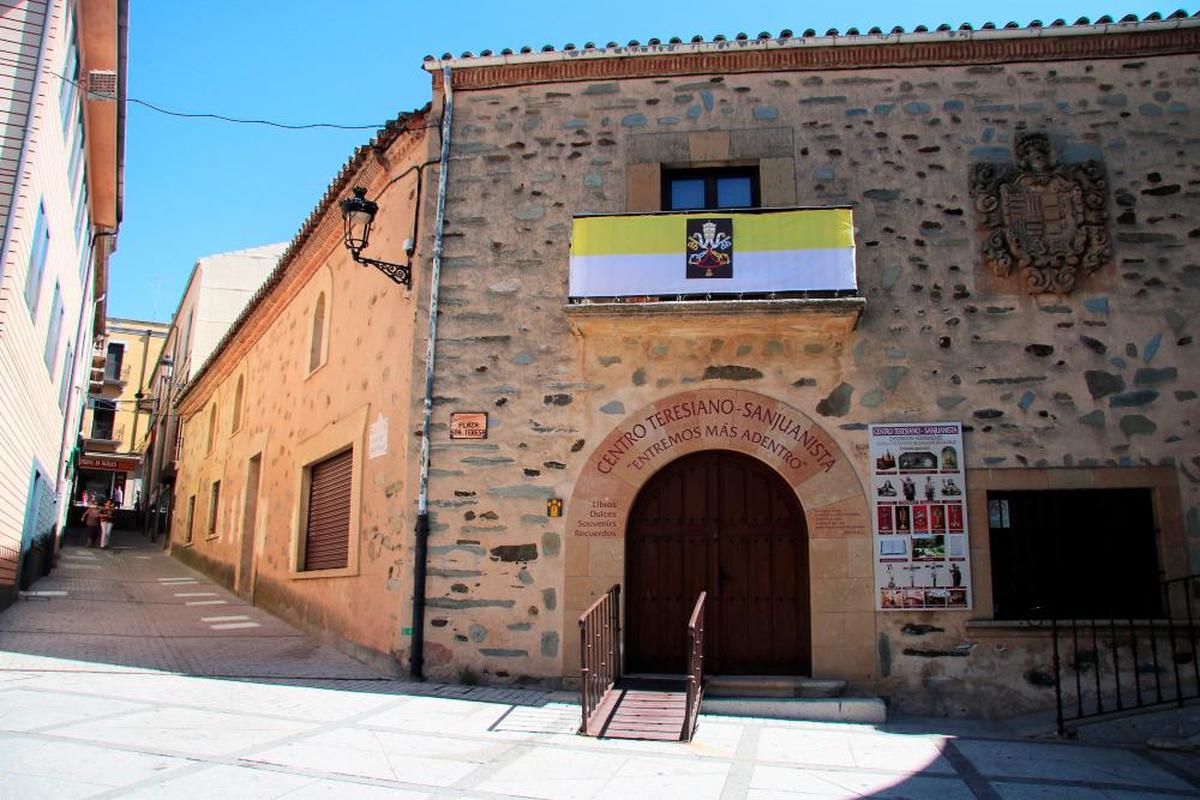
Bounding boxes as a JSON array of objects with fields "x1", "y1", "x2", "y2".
[{"x1": 339, "y1": 186, "x2": 412, "y2": 287}]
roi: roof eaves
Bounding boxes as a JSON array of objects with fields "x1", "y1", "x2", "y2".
[
  {"x1": 175, "y1": 104, "x2": 432, "y2": 410},
  {"x1": 422, "y1": 14, "x2": 1200, "y2": 70}
]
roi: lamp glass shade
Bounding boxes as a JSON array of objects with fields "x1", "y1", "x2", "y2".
[{"x1": 340, "y1": 187, "x2": 378, "y2": 253}]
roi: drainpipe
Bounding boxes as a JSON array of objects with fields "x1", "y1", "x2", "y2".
[
  {"x1": 410, "y1": 65, "x2": 454, "y2": 681},
  {"x1": 129, "y1": 328, "x2": 152, "y2": 453}
]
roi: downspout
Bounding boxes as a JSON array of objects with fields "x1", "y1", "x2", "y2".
[
  {"x1": 410, "y1": 65, "x2": 453, "y2": 680},
  {"x1": 129, "y1": 328, "x2": 151, "y2": 450}
]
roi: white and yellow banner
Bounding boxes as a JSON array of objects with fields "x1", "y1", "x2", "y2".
[{"x1": 568, "y1": 209, "x2": 856, "y2": 298}]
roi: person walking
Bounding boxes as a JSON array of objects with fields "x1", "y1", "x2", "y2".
[
  {"x1": 81, "y1": 501, "x2": 102, "y2": 548},
  {"x1": 99, "y1": 498, "x2": 116, "y2": 549}
]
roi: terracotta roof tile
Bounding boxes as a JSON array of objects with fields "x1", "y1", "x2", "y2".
[
  {"x1": 178, "y1": 104, "x2": 432, "y2": 406},
  {"x1": 422, "y1": 11, "x2": 1198, "y2": 66}
]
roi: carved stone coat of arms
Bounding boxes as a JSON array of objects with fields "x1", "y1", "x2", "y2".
[{"x1": 969, "y1": 133, "x2": 1111, "y2": 294}]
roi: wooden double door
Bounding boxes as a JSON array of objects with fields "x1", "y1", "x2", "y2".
[{"x1": 625, "y1": 450, "x2": 811, "y2": 675}]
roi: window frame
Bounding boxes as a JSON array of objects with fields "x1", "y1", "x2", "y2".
[
  {"x1": 24, "y1": 202, "x2": 50, "y2": 318},
  {"x1": 43, "y1": 282, "x2": 64, "y2": 372},
  {"x1": 308, "y1": 291, "x2": 327, "y2": 375},
  {"x1": 58, "y1": 340, "x2": 74, "y2": 409},
  {"x1": 183, "y1": 494, "x2": 196, "y2": 544},
  {"x1": 661, "y1": 166, "x2": 761, "y2": 211},
  {"x1": 90, "y1": 398, "x2": 116, "y2": 439},
  {"x1": 206, "y1": 403, "x2": 218, "y2": 454},
  {"x1": 231, "y1": 375, "x2": 244, "y2": 434},
  {"x1": 207, "y1": 481, "x2": 221, "y2": 540},
  {"x1": 289, "y1": 406, "x2": 366, "y2": 580},
  {"x1": 964, "y1": 466, "x2": 1187, "y2": 627}
]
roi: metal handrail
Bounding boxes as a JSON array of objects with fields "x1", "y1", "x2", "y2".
[
  {"x1": 1049, "y1": 573, "x2": 1200, "y2": 735},
  {"x1": 684, "y1": 591, "x2": 707, "y2": 742},
  {"x1": 578, "y1": 584, "x2": 621, "y2": 736}
]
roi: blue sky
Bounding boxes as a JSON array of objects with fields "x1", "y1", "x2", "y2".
[{"x1": 110, "y1": 1, "x2": 1171, "y2": 320}]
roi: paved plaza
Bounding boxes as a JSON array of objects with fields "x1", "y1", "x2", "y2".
[{"x1": 0, "y1": 530, "x2": 1197, "y2": 798}]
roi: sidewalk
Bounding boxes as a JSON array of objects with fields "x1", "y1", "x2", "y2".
[{"x1": 0, "y1": 529, "x2": 1197, "y2": 798}]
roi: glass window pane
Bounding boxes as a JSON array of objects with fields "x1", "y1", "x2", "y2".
[
  {"x1": 716, "y1": 176, "x2": 752, "y2": 208},
  {"x1": 669, "y1": 178, "x2": 706, "y2": 210}
]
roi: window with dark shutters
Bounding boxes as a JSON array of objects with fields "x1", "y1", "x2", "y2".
[{"x1": 303, "y1": 449, "x2": 352, "y2": 571}]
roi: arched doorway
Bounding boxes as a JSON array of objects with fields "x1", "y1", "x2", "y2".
[{"x1": 625, "y1": 450, "x2": 811, "y2": 675}]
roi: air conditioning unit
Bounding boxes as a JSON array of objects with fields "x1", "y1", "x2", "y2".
[{"x1": 86, "y1": 70, "x2": 118, "y2": 100}]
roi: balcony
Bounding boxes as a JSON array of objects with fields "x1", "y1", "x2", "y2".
[
  {"x1": 85, "y1": 423, "x2": 125, "y2": 450},
  {"x1": 104, "y1": 363, "x2": 131, "y2": 385},
  {"x1": 565, "y1": 207, "x2": 864, "y2": 336}
]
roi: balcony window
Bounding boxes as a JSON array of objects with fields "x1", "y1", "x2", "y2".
[
  {"x1": 105, "y1": 342, "x2": 125, "y2": 382},
  {"x1": 663, "y1": 167, "x2": 759, "y2": 211},
  {"x1": 91, "y1": 399, "x2": 116, "y2": 440}
]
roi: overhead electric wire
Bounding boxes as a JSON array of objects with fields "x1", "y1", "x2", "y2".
[
  {"x1": 124, "y1": 96, "x2": 385, "y2": 131},
  {"x1": 1, "y1": 54, "x2": 420, "y2": 133}
]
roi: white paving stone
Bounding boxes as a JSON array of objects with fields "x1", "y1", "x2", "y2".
[
  {"x1": 121, "y1": 764, "x2": 427, "y2": 799},
  {"x1": 48, "y1": 705, "x2": 320, "y2": 757},
  {"x1": 0, "y1": 734, "x2": 190, "y2": 796}
]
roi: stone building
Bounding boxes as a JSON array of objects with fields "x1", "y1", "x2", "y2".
[{"x1": 172, "y1": 15, "x2": 1199, "y2": 717}]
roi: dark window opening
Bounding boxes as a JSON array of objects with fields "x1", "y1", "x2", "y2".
[
  {"x1": 91, "y1": 399, "x2": 116, "y2": 439},
  {"x1": 662, "y1": 167, "x2": 760, "y2": 211},
  {"x1": 184, "y1": 495, "x2": 196, "y2": 543},
  {"x1": 988, "y1": 489, "x2": 1162, "y2": 620},
  {"x1": 208, "y1": 481, "x2": 221, "y2": 538},
  {"x1": 105, "y1": 342, "x2": 124, "y2": 381}
]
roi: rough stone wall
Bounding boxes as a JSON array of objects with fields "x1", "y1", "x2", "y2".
[{"x1": 421, "y1": 50, "x2": 1200, "y2": 712}]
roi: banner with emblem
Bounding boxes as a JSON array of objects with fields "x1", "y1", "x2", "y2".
[{"x1": 568, "y1": 208, "x2": 855, "y2": 298}]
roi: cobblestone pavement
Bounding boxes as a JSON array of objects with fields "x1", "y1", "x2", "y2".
[{"x1": 1, "y1": 530, "x2": 1198, "y2": 798}]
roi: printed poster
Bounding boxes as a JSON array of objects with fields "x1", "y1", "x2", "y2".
[{"x1": 870, "y1": 422, "x2": 972, "y2": 611}]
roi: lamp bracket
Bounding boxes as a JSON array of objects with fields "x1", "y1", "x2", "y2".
[{"x1": 353, "y1": 253, "x2": 412, "y2": 288}]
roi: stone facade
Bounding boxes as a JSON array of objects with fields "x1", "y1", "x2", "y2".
[
  {"x1": 172, "y1": 23, "x2": 1200, "y2": 718},
  {"x1": 416, "y1": 29, "x2": 1199, "y2": 714}
]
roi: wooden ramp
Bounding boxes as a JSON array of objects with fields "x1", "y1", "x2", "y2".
[
  {"x1": 579, "y1": 588, "x2": 706, "y2": 743},
  {"x1": 598, "y1": 679, "x2": 689, "y2": 741}
]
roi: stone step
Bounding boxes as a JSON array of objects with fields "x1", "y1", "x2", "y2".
[
  {"x1": 705, "y1": 675, "x2": 847, "y2": 699},
  {"x1": 702, "y1": 696, "x2": 887, "y2": 724}
]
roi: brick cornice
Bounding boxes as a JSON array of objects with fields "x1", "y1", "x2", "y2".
[
  {"x1": 176, "y1": 122, "x2": 428, "y2": 416},
  {"x1": 433, "y1": 28, "x2": 1200, "y2": 91}
]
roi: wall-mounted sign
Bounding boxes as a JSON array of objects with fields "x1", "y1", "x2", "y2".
[
  {"x1": 449, "y1": 412, "x2": 488, "y2": 440},
  {"x1": 368, "y1": 413, "x2": 389, "y2": 459},
  {"x1": 547, "y1": 498, "x2": 563, "y2": 518},
  {"x1": 869, "y1": 422, "x2": 972, "y2": 611},
  {"x1": 78, "y1": 455, "x2": 140, "y2": 472}
]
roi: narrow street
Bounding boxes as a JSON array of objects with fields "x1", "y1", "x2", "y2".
[{"x1": 0, "y1": 530, "x2": 1196, "y2": 799}]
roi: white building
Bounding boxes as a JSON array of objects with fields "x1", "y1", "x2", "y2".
[
  {"x1": 141, "y1": 242, "x2": 285, "y2": 542},
  {"x1": 0, "y1": 0, "x2": 126, "y2": 605}
]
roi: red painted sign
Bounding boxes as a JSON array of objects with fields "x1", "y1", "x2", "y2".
[{"x1": 79, "y1": 455, "x2": 140, "y2": 472}]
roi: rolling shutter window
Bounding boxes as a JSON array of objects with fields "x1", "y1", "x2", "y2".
[{"x1": 304, "y1": 449, "x2": 352, "y2": 571}]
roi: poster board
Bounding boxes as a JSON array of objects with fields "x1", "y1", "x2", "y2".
[{"x1": 869, "y1": 422, "x2": 972, "y2": 611}]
